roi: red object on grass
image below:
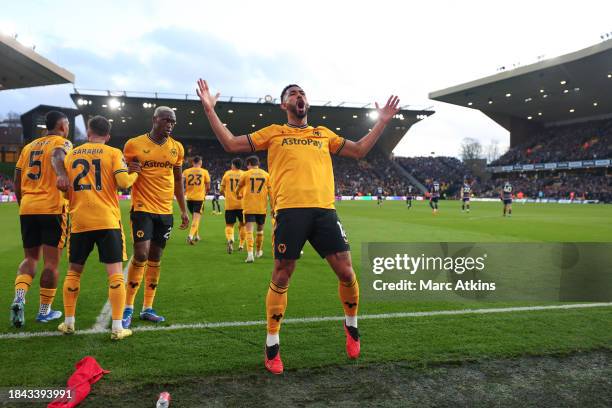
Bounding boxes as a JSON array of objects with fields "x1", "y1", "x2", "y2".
[{"x1": 48, "y1": 356, "x2": 110, "y2": 408}]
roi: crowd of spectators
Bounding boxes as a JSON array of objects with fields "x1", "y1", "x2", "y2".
[
  {"x1": 0, "y1": 174, "x2": 13, "y2": 192},
  {"x1": 394, "y1": 156, "x2": 470, "y2": 196},
  {"x1": 184, "y1": 141, "x2": 410, "y2": 196},
  {"x1": 3, "y1": 133, "x2": 610, "y2": 201},
  {"x1": 478, "y1": 170, "x2": 612, "y2": 202},
  {"x1": 493, "y1": 118, "x2": 612, "y2": 165}
]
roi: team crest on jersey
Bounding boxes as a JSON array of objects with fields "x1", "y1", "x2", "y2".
[
  {"x1": 170, "y1": 148, "x2": 177, "y2": 157},
  {"x1": 313, "y1": 129, "x2": 321, "y2": 137},
  {"x1": 277, "y1": 243, "x2": 287, "y2": 254},
  {"x1": 136, "y1": 230, "x2": 144, "y2": 238}
]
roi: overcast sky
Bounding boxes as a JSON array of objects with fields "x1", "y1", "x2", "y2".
[{"x1": 1, "y1": 0, "x2": 611, "y2": 157}]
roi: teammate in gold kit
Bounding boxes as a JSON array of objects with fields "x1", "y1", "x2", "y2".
[
  {"x1": 58, "y1": 116, "x2": 138, "y2": 340},
  {"x1": 122, "y1": 106, "x2": 189, "y2": 328},
  {"x1": 220, "y1": 158, "x2": 245, "y2": 254},
  {"x1": 182, "y1": 156, "x2": 211, "y2": 244},
  {"x1": 10, "y1": 111, "x2": 73, "y2": 328},
  {"x1": 236, "y1": 156, "x2": 271, "y2": 263},
  {"x1": 197, "y1": 79, "x2": 400, "y2": 374}
]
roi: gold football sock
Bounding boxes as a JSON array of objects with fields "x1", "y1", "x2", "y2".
[
  {"x1": 256, "y1": 231, "x2": 264, "y2": 252},
  {"x1": 225, "y1": 225, "x2": 234, "y2": 242},
  {"x1": 194, "y1": 213, "x2": 202, "y2": 234},
  {"x1": 266, "y1": 281, "x2": 288, "y2": 335},
  {"x1": 239, "y1": 225, "x2": 246, "y2": 247},
  {"x1": 189, "y1": 213, "x2": 201, "y2": 237},
  {"x1": 246, "y1": 230, "x2": 254, "y2": 252},
  {"x1": 39, "y1": 288, "x2": 57, "y2": 311},
  {"x1": 14, "y1": 274, "x2": 33, "y2": 302},
  {"x1": 108, "y1": 273, "x2": 126, "y2": 320},
  {"x1": 125, "y1": 259, "x2": 146, "y2": 307},
  {"x1": 339, "y1": 276, "x2": 359, "y2": 317},
  {"x1": 62, "y1": 271, "x2": 81, "y2": 318},
  {"x1": 143, "y1": 261, "x2": 161, "y2": 309}
]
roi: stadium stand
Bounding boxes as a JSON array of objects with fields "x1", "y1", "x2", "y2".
[
  {"x1": 184, "y1": 140, "x2": 411, "y2": 196},
  {"x1": 69, "y1": 91, "x2": 434, "y2": 197},
  {"x1": 429, "y1": 39, "x2": 612, "y2": 204},
  {"x1": 479, "y1": 170, "x2": 612, "y2": 202},
  {"x1": 492, "y1": 118, "x2": 612, "y2": 165},
  {"x1": 395, "y1": 156, "x2": 471, "y2": 196}
]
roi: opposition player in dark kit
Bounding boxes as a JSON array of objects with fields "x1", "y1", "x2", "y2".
[
  {"x1": 429, "y1": 180, "x2": 440, "y2": 215},
  {"x1": 501, "y1": 181, "x2": 513, "y2": 217},
  {"x1": 461, "y1": 180, "x2": 472, "y2": 213},
  {"x1": 376, "y1": 186, "x2": 384, "y2": 206},
  {"x1": 406, "y1": 184, "x2": 414, "y2": 209}
]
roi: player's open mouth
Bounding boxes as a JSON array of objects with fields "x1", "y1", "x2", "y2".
[{"x1": 296, "y1": 99, "x2": 306, "y2": 113}]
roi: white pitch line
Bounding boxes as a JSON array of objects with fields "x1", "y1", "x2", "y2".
[
  {"x1": 90, "y1": 258, "x2": 131, "y2": 332},
  {"x1": 1, "y1": 302, "x2": 611, "y2": 340}
]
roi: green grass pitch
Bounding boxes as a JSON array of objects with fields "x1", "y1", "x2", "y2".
[{"x1": 0, "y1": 199, "x2": 610, "y2": 389}]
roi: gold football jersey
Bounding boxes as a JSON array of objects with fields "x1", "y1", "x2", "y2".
[
  {"x1": 220, "y1": 169, "x2": 243, "y2": 210},
  {"x1": 15, "y1": 135, "x2": 73, "y2": 215},
  {"x1": 123, "y1": 134, "x2": 184, "y2": 214},
  {"x1": 247, "y1": 124, "x2": 345, "y2": 210},
  {"x1": 238, "y1": 168, "x2": 270, "y2": 215}
]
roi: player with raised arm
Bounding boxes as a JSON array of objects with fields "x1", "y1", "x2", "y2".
[
  {"x1": 183, "y1": 156, "x2": 211, "y2": 245},
  {"x1": 196, "y1": 78, "x2": 399, "y2": 374},
  {"x1": 58, "y1": 116, "x2": 138, "y2": 340},
  {"x1": 10, "y1": 111, "x2": 72, "y2": 328},
  {"x1": 236, "y1": 155, "x2": 271, "y2": 263},
  {"x1": 220, "y1": 158, "x2": 245, "y2": 254},
  {"x1": 121, "y1": 107, "x2": 189, "y2": 328}
]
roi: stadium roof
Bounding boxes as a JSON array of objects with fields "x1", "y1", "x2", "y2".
[
  {"x1": 71, "y1": 91, "x2": 434, "y2": 154},
  {"x1": 429, "y1": 40, "x2": 612, "y2": 145},
  {"x1": 0, "y1": 33, "x2": 74, "y2": 91},
  {"x1": 20, "y1": 104, "x2": 81, "y2": 143}
]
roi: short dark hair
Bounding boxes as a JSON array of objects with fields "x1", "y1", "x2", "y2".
[
  {"x1": 45, "y1": 111, "x2": 68, "y2": 131},
  {"x1": 192, "y1": 156, "x2": 202, "y2": 164},
  {"x1": 87, "y1": 115, "x2": 111, "y2": 137},
  {"x1": 280, "y1": 84, "x2": 301, "y2": 102},
  {"x1": 231, "y1": 157, "x2": 243, "y2": 169},
  {"x1": 246, "y1": 155, "x2": 259, "y2": 167}
]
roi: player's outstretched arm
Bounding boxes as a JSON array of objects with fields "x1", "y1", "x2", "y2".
[
  {"x1": 338, "y1": 95, "x2": 400, "y2": 159},
  {"x1": 196, "y1": 79, "x2": 253, "y2": 153}
]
